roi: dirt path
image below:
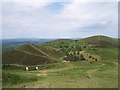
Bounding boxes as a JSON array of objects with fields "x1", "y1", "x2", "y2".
[
  {"x1": 30, "y1": 44, "x2": 49, "y2": 57},
  {"x1": 10, "y1": 61, "x2": 117, "y2": 88},
  {"x1": 29, "y1": 62, "x2": 106, "y2": 77},
  {"x1": 15, "y1": 48, "x2": 48, "y2": 58},
  {"x1": 29, "y1": 62, "x2": 76, "y2": 77}
]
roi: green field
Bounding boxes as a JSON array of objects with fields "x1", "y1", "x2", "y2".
[
  {"x1": 2, "y1": 35, "x2": 118, "y2": 88},
  {"x1": 2, "y1": 61, "x2": 118, "y2": 88}
]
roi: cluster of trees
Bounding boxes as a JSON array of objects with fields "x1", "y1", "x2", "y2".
[
  {"x1": 64, "y1": 54, "x2": 85, "y2": 61},
  {"x1": 46, "y1": 41, "x2": 89, "y2": 61}
]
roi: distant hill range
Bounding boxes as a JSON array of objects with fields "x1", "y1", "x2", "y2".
[
  {"x1": 2, "y1": 35, "x2": 119, "y2": 66},
  {"x1": 2, "y1": 38, "x2": 55, "y2": 47}
]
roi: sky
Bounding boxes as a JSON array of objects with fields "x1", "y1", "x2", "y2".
[{"x1": 1, "y1": 0, "x2": 118, "y2": 39}]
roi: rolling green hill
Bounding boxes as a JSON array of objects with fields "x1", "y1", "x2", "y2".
[
  {"x1": 46, "y1": 35, "x2": 118, "y2": 48},
  {"x1": 3, "y1": 44, "x2": 63, "y2": 66},
  {"x1": 45, "y1": 35, "x2": 118, "y2": 62},
  {"x1": 77, "y1": 35, "x2": 118, "y2": 48},
  {"x1": 2, "y1": 35, "x2": 118, "y2": 88},
  {"x1": 3, "y1": 35, "x2": 118, "y2": 66}
]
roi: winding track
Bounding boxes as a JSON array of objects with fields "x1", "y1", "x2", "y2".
[
  {"x1": 29, "y1": 44, "x2": 49, "y2": 57},
  {"x1": 15, "y1": 44, "x2": 59, "y2": 64},
  {"x1": 15, "y1": 45, "x2": 49, "y2": 58}
]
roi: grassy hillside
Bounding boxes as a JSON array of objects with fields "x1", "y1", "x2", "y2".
[
  {"x1": 85, "y1": 48, "x2": 118, "y2": 62},
  {"x1": 3, "y1": 61, "x2": 118, "y2": 88},
  {"x1": 3, "y1": 35, "x2": 118, "y2": 65},
  {"x1": 2, "y1": 35, "x2": 118, "y2": 88},
  {"x1": 45, "y1": 35, "x2": 118, "y2": 62},
  {"x1": 33, "y1": 45, "x2": 64, "y2": 59},
  {"x1": 16, "y1": 44, "x2": 47, "y2": 56},
  {"x1": 3, "y1": 44, "x2": 63, "y2": 66},
  {"x1": 77, "y1": 35, "x2": 118, "y2": 48},
  {"x1": 46, "y1": 35, "x2": 118, "y2": 47}
]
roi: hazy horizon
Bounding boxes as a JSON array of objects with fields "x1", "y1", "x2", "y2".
[{"x1": 2, "y1": 34, "x2": 119, "y2": 40}]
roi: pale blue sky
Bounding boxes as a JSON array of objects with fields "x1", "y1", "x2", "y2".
[{"x1": 2, "y1": 1, "x2": 118, "y2": 39}]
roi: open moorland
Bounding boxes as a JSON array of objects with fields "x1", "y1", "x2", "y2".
[{"x1": 2, "y1": 35, "x2": 119, "y2": 88}]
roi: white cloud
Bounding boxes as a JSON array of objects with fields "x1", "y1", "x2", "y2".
[
  {"x1": 59, "y1": 2, "x2": 117, "y2": 27},
  {"x1": 2, "y1": 1, "x2": 118, "y2": 39},
  {"x1": 14, "y1": 0, "x2": 53, "y2": 9},
  {"x1": 71, "y1": 0, "x2": 119, "y2": 2},
  {"x1": 2, "y1": 0, "x2": 54, "y2": 11}
]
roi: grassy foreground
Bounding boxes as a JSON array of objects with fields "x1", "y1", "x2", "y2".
[{"x1": 3, "y1": 60, "x2": 118, "y2": 88}]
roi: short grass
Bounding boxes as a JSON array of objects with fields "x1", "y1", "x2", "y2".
[
  {"x1": 85, "y1": 48, "x2": 118, "y2": 61},
  {"x1": 2, "y1": 35, "x2": 118, "y2": 88},
  {"x1": 2, "y1": 60, "x2": 118, "y2": 88}
]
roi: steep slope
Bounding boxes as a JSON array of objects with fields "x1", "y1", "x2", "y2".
[
  {"x1": 33, "y1": 45, "x2": 64, "y2": 59},
  {"x1": 3, "y1": 44, "x2": 63, "y2": 66},
  {"x1": 16, "y1": 44, "x2": 47, "y2": 56}
]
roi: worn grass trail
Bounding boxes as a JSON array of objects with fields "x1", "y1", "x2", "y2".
[
  {"x1": 3, "y1": 60, "x2": 118, "y2": 88},
  {"x1": 30, "y1": 44, "x2": 49, "y2": 57}
]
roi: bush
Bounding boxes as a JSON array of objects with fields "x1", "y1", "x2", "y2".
[{"x1": 81, "y1": 57, "x2": 85, "y2": 61}]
